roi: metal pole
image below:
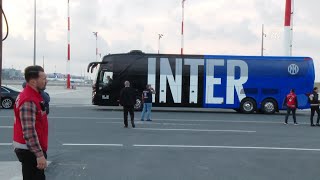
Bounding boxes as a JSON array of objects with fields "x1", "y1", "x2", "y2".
[
  {"x1": 0, "y1": 0, "x2": 3, "y2": 105},
  {"x1": 67, "y1": 0, "x2": 71, "y2": 89},
  {"x1": 33, "y1": 0, "x2": 36, "y2": 65},
  {"x1": 261, "y1": 24, "x2": 266, "y2": 56},
  {"x1": 96, "y1": 33, "x2": 98, "y2": 61},
  {"x1": 93, "y1": 32, "x2": 98, "y2": 61},
  {"x1": 158, "y1": 34, "x2": 163, "y2": 54},
  {"x1": 181, "y1": 0, "x2": 185, "y2": 55}
]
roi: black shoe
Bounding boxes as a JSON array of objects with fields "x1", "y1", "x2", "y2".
[
  {"x1": 124, "y1": 125, "x2": 128, "y2": 128},
  {"x1": 311, "y1": 124, "x2": 316, "y2": 127},
  {"x1": 132, "y1": 124, "x2": 135, "y2": 128},
  {"x1": 316, "y1": 124, "x2": 320, "y2": 126},
  {"x1": 146, "y1": 119, "x2": 152, "y2": 121}
]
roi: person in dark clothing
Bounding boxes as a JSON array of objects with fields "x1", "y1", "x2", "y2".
[
  {"x1": 23, "y1": 81, "x2": 50, "y2": 115},
  {"x1": 283, "y1": 89, "x2": 298, "y2": 125},
  {"x1": 119, "y1": 81, "x2": 136, "y2": 128},
  {"x1": 309, "y1": 87, "x2": 320, "y2": 126}
]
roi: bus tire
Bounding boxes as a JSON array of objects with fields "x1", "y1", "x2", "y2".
[
  {"x1": 134, "y1": 97, "x2": 143, "y2": 111},
  {"x1": 240, "y1": 98, "x2": 256, "y2": 114},
  {"x1": 261, "y1": 99, "x2": 277, "y2": 114}
]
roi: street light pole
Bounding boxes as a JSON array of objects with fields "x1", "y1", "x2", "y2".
[
  {"x1": 261, "y1": 24, "x2": 266, "y2": 56},
  {"x1": 181, "y1": 0, "x2": 186, "y2": 55},
  {"x1": 33, "y1": 0, "x2": 36, "y2": 65},
  {"x1": 67, "y1": 0, "x2": 71, "y2": 89},
  {"x1": 158, "y1": 34, "x2": 163, "y2": 54},
  {"x1": 93, "y1": 32, "x2": 98, "y2": 61}
]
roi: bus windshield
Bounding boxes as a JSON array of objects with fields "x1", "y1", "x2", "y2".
[{"x1": 99, "y1": 69, "x2": 113, "y2": 89}]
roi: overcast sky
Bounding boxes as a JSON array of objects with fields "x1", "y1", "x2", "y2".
[{"x1": 2, "y1": 0, "x2": 319, "y2": 81}]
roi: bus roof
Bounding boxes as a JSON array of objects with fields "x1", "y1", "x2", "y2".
[{"x1": 102, "y1": 51, "x2": 313, "y2": 62}]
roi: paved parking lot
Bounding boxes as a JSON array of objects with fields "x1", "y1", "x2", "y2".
[{"x1": 1, "y1": 86, "x2": 319, "y2": 180}]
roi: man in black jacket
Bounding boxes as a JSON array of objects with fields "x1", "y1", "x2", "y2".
[
  {"x1": 119, "y1": 81, "x2": 136, "y2": 128},
  {"x1": 309, "y1": 87, "x2": 320, "y2": 126}
]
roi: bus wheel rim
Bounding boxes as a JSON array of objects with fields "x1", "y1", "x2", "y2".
[
  {"x1": 243, "y1": 102, "x2": 253, "y2": 112},
  {"x1": 264, "y1": 102, "x2": 274, "y2": 112}
]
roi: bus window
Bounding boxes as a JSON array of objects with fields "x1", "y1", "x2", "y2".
[{"x1": 99, "y1": 71, "x2": 113, "y2": 89}]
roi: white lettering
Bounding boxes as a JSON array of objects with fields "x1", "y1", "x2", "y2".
[
  {"x1": 205, "y1": 59, "x2": 224, "y2": 104},
  {"x1": 159, "y1": 58, "x2": 182, "y2": 103},
  {"x1": 147, "y1": 58, "x2": 156, "y2": 103},
  {"x1": 226, "y1": 60, "x2": 248, "y2": 104},
  {"x1": 184, "y1": 59, "x2": 204, "y2": 103}
]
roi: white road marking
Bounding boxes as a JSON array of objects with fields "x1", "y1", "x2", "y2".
[
  {"x1": 0, "y1": 143, "x2": 12, "y2": 146},
  {"x1": 96, "y1": 121, "x2": 199, "y2": 126},
  {"x1": 0, "y1": 126, "x2": 13, "y2": 129},
  {"x1": 62, "y1": 143, "x2": 123, "y2": 147},
  {"x1": 133, "y1": 144, "x2": 320, "y2": 152},
  {"x1": 44, "y1": 116, "x2": 283, "y2": 124},
  {"x1": 134, "y1": 128, "x2": 256, "y2": 133}
]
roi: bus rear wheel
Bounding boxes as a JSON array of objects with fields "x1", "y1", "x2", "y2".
[
  {"x1": 261, "y1": 99, "x2": 277, "y2": 114},
  {"x1": 240, "y1": 98, "x2": 256, "y2": 114}
]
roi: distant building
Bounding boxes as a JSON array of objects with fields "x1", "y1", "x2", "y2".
[{"x1": 2, "y1": 68, "x2": 24, "y2": 80}]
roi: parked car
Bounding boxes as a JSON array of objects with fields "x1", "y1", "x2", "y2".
[{"x1": 1, "y1": 85, "x2": 21, "y2": 109}]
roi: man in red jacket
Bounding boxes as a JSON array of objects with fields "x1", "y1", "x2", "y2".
[
  {"x1": 13, "y1": 65, "x2": 49, "y2": 180},
  {"x1": 284, "y1": 89, "x2": 299, "y2": 125}
]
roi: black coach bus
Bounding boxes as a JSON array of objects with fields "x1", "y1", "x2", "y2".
[{"x1": 87, "y1": 50, "x2": 314, "y2": 113}]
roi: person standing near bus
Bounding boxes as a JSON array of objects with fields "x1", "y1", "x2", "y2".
[
  {"x1": 13, "y1": 66, "x2": 49, "y2": 180},
  {"x1": 309, "y1": 87, "x2": 320, "y2": 126},
  {"x1": 119, "y1": 81, "x2": 136, "y2": 128},
  {"x1": 284, "y1": 89, "x2": 298, "y2": 125},
  {"x1": 141, "y1": 84, "x2": 156, "y2": 121}
]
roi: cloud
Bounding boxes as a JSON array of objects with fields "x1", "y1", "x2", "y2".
[{"x1": 2, "y1": 0, "x2": 320, "y2": 82}]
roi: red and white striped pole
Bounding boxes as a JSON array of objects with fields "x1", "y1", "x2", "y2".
[
  {"x1": 67, "y1": 0, "x2": 71, "y2": 89},
  {"x1": 284, "y1": 0, "x2": 293, "y2": 56},
  {"x1": 181, "y1": 0, "x2": 186, "y2": 55}
]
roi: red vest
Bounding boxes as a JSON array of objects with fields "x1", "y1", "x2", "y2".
[
  {"x1": 13, "y1": 85, "x2": 48, "y2": 152},
  {"x1": 286, "y1": 92, "x2": 297, "y2": 108}
]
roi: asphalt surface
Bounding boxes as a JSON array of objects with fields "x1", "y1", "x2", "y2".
[{"x1": 1, "y1": 86, "x2": 320, "y2": 180}]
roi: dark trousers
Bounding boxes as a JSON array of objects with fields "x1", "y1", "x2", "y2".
[
  {"x1": 15, "y1": 149, "x2": 47, "y2": 180},
  {"x1": 285, "y1": 108, "x2": 297, "y2": 123},
  {"x1": 310, "y1": 107, "x2": 320, "y2": 125},
  {"x1": 123, "y1": 106, "x2": 135, "y2": 127}
]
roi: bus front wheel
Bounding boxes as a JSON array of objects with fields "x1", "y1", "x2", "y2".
[
  {"x1": 240, "y1": 98, "x2": 257, "y2": 114},
  {"x1": 261, "y1": 99, "x2": 277, "y2": 114}
]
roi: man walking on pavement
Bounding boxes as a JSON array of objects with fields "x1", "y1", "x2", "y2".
[
  {"x1": 141, "y1": 84, "x2": 156, "y2": 121},
  {"x1": 284, "y1": 89, "x2": 298, "y2": 125},
  {"x1": 309, "y1": 87, "x2": 320, "y2": 126},
  {"x1": 13, "y1": 65, "x2": 49, "y2": 180},
  {"x1": 120, "y1": 81, "x2": 136, "y2": 128}
]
